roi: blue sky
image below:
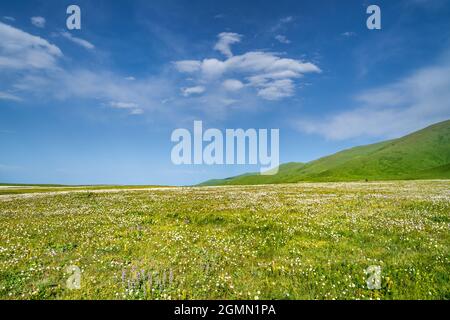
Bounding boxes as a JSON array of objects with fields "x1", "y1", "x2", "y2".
[{"x1": 1, "y1": 0, "x2": 450, "y2": 185}]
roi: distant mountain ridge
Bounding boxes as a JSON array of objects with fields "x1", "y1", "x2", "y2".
[{"x1": 200, "y1": 120, "x2": 450, "y2": 186}]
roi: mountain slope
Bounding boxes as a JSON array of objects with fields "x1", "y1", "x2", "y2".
[{"x1": 201, "y1": 120, "x2": 450, "y2": 185}]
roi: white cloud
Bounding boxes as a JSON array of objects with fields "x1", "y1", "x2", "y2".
[
  {"x1": 257, "y1": 79, "x2": 294, "y2": 100},
  {"x1": 222, "y1": 79, "x2": 244, "y2": 91},
  {"x1": 0, "y1": 91, "x2": 22, "y2": 101},
  {"x1": 280, "y1": 16, "x2": 294, "y2": 24},
  {"x1": 60, "y1": 31, "x2": 95, "y2": 50},
  {"x1": 125, "y1": 76, "x2": 136, "y2": 81},
  {"x1": 297, "y1": 57, "x2": 450, "y2": 140},
  {"x1": 129, "y1": 108, "x2": 144, "y2": 115},
  {"x1": 228, "y1": 51, "x2": 320, "y2": 74},
  {"x1": 174, "y1": 60, "x2": 201, "y2": 73},
  {"x1": 275, "y1": 35, "x2": 291, "y2": 44},
  {"x1": 109, "y1": 101, "x2": 143, "y2": 114},
  {"x1": 3, "y1": 16, "x2": 15, "y2": 22},
  {"x1": 0, "y1": 24, "x2": 316, "y2": 122},
  {"x1": 181, "y1": 86, "x2": 206, "y2": 96},
  {"x1": 55, "y1": 69, "x2": 172, "y2": 113},
  {"x1": 201, "y1": 58, "x2": 227, "y2": 78},
  {"x1": 214, "y1": 32, "x2": 242, "y2": 58},
  {"x1": 0, "y1": 22, "x2": 62, "y2": 70},
  {"x1": 31, "y1": 16, "x2": 46, "y2": 28},
  {"x1": 271, "y1": 16, "x2": 294, "y2": 32},
  {"x1": 0, "y1": 23, "x2": 176, "y2": 118},
  {"x1": 341, "y1": 31, "x2": 356, "y2": 37},
  {"x1": 109, "y1": 101, "x2": 139, "y2": 109},
  {"x1": 12, "y1": 68, "x2": 172, "y2": 117},
  {"x1": 175, "y1": 47, "x2": 321, "y2": 100}
]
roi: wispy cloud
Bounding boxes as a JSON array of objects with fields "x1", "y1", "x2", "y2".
[
  {"x1": 297, "y1": 55, "x2": 450, "y2": 140},
  {"x1": 181, "y1": 86, "x2": 206, "y2": 96},
  {"x1": 271, "y1": 16, "x2": 294, "y2": 32},
  {"x1": 3, "y1": 16, "x2": 15, "y2": 22},
  {"x1": 0, "y1": 22, "x2": 62, "y2": 70},
  {"x1": 25, "y1": 68, "x2": 173, "y2": 114},
  {"x1": 0, "y1": 22, "x2": 174, "y2": 117},
  {"x1": 31, "y1": 16, "x2": 46, "y2": 28},
  {"x1": 60, "y1": 31, "x2": 95, "y2": 50},
  {"x1": 0, "y1": 91, "x2": 22, "y2": 102},
  {"x1": 280, "y1": 16, "x2": 294, "y2": 23},
  {"x1": 108, "y1": 101, "x2": 143, "y2": 115},
  {"x1": 341, "y1": 31, "x2": 356, "y2": 37},
  {"x1": 275, "y1": 35, "x2": 291, "y2": 44}
]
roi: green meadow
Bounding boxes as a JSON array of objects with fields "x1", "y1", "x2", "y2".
[{"x1": 0, "y1": 180, "x2": 448, "y2": 300}]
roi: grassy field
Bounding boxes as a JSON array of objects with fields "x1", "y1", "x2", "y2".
[
  {"x1": 0, "y1": 181, "x2": 449, "y2": 300},
  {"x1": 0, "y1": 185, "x2": 165, "y2": 196}
]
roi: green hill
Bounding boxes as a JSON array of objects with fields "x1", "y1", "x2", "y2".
[{"x1": 200, "y1": 119, "x2": 450, "y2": 185}]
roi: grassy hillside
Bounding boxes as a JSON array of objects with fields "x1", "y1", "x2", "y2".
[{"x1": 201, "y1": 120, "x2": 450, "y2": 185}]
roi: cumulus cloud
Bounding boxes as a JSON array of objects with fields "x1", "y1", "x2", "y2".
[
  {"x1": 0, "y1": 22, "x2": 62, "y2": 70},
  {"x1": 0, "y1": 23, "x2": 317, "y2": 121},
  {"x1": 175, "y1": 44, "x2": 321, "y2": 100},
  {"x1": 31, "y1": 16, "x2": 46, "y2": 28},
  {"x1": 200, "y1": 58, "x2": 227, "y2": 78},
  {"x1": 275, "y1": 35, "x2": 291, "y2": 44},
  {"x1": 60, "y1": 31, "x2": 95, "y2": 50},
  {"x1": 214, "y1": 32, "x2": 242, "y2": 58},
  {"x1": 257, "y1": 79, "x2": 294, "y2": 100},
  {"x1": 181, "y1": 86, "x2": 206, "y2": 96},
  {"x1": 229, "y1": 51, "x2": 320, "y2": 75},
  {"x1": 174, "y1": 60, "x2": 201, "y2": 73},
  {"x1": 222, "y1": 79, "x2": 244, "y2": 91},
  {"x1": 297, "y1": 58, "x2": 450, "y2": 140}
]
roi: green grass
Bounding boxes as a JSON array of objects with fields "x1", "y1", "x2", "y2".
[
  {"x1": 0, "y1": 180, "x2": 448, "y2": 300},
  {"x1": 0, "y1": 185, "x2": 166, "y2": 196},
  {"x1": 201, "y1": 119, "x2": 450, "y2": 185}
]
